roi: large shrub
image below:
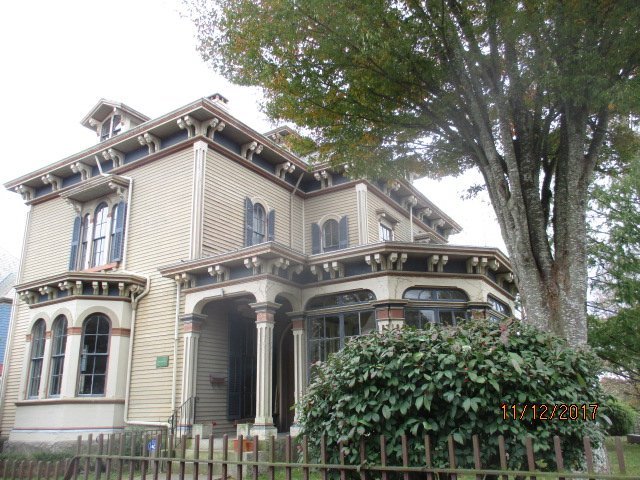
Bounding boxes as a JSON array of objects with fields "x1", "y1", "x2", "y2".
[
  {"x1": 299, "y1": 321, "x2": 606, "y2": 472},
  {"x1": 601, "y1": 398, "x2": 638, "y2": 435}
]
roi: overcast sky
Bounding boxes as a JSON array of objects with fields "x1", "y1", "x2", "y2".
[{"x1": 0, "y1": 0, "x2": 505, "y2": 263}]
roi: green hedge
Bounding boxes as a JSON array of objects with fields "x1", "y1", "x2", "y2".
[
  {"x1": 299, "y1": 320, "x2": 606, "y2": 472},
  {"x1": 601, "y1": 398, "x2": 638, "y2": 435}
]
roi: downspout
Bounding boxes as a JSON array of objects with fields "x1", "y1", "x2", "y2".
[
  {"x1": 122, "y1": 276, "x2": 168, "y2": 427},
  {"x1": 289, "y1": 173, "x2": 304, "y2": 248},
  {"x1": 171, "y1": 280, "x2": 181, "y2": 414},
  {"x1": 99, "y1": 157, "x2": 160, "y2": 426}
]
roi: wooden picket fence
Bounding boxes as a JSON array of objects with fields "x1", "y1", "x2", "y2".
[{"x1": 0, "y1": 432, "x2": 638, "y2": 480}]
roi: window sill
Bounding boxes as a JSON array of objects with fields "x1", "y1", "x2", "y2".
[{"x1": 82, "y1": 262, "x2": 118, "y2": 273}]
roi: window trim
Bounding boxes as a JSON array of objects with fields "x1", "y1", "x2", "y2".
[
  {"x1": 48, "y1": 315, "x2": 68, "y2": 397},
  {"x1": 379, "y1": 222, "x2": 393, "y2": 241},
  {"x1": 405, "y1": 307, "x2": 468, "y2": 328},
  {"x1": 27, "y1": 319, "x2": 46, "y2": 399},
  {"x1": 77, "y1": 314, "x2": 111, "y2": 397},
  {"x1": 322, "y1": 219, "x2": 340, "y2": 252}
]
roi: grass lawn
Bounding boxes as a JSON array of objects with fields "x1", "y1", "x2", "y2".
[{"x1": 606, "y1": 437, "x2": 640, "y2": 476}]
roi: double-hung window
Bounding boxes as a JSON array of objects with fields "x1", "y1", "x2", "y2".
[
  {"x1": 69, "y1": 200, "x2": 127, "y2": 270},
  {"x1": 78, "y1": 314, "x2": 110, "y2": 396},
  {"x1": 27, "y1": 320, "x2": 46, "y2": 399},
  {"x1": 49, "y1": 316, "x2": 68, "y2": 397}
]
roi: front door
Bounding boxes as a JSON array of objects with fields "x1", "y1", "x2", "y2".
[{"x1": 227, "y1": 315, "x2": 256, "y2": 421}]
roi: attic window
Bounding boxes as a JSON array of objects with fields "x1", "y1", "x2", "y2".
[{"x1": 100, "y1": 114, "x2": 122, "y2": 142}]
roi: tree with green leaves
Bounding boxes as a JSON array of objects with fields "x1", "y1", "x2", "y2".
[
  {"x1": 588, "y1": 141, "x2": 640, "y2": 397},
  {"x1": 186, "y1": 0, "x2": 640, "y2": 345}
]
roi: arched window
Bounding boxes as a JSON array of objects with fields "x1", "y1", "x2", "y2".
[
  {"x1": 78, "y1": 314, "x2": 110, "y2": 396},
  {"x1": 91, "y1": 203, "x2": 109, "y2": 267},
  {"x1": 403, "y1": 288, "x2": 469, "y2": 328},
  {"x1": 322, "y1": 219, "x2": 339, "y2": 252},
  {"x1": 27, "y1": 319, "x2": 46, "y2": 399},
  {"x1": 253, "y1": 203, "x2": 266, "y2": 244},
  {"x1": 49, "y1": 315, "x2": 68, "y2": 397}
]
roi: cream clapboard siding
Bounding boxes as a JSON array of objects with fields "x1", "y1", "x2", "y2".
[
  {"x1": 125, "y1": 149, "x2": 192, "y2": 421},
  {"x1": 1, "y1": 302, "x2": 31, "y2": 433},
  {"x1": 21, "y1": 199, "x2": 76, "y2": 283},
  {"x1": 194, "y1": 303, "x2": 234, "y2": 434},
  {"x1": 366, "y1": 190, "x2": 414, "y2": 243},
  {"x1": 202, "y1": 151, "x2": 301, "y2": 255},
  {"x1": 304, "y1": 187, "x2": 358, "y2": 253}
]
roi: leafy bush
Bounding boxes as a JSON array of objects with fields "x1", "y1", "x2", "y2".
[
  {"x1": 299, "y1": 320, "x2": 606, "y2": 473},
  {"x1": 601, "y1": 398, "x2": 638, "y2": 436}
]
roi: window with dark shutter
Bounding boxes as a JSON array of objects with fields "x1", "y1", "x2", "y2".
[
  {"x1": 253, "y1": 203, "x2": 266, "y2": 244},
  {"x1": 69, "y1": 216, "x2": 82, "y2": 270},
  {"x1": 323, "y1": 219, "x2": 339, "y2": 252},
  {"x1": 339, "y1": 216, "x2": 349, "y2": 249},
  {"x1": 267, "y1": 209, "x2": 275, "y2": 242},
  {"x1": 311, "y1": 223, "x2": 321, "y2": 254},
  {"x1": 110, "y1": 202, "x2": 127, "y2": 262},
  {"x1": 244, "y1": 198, "x2": 254, "y2": 246}
]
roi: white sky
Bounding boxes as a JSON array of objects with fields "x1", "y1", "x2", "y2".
[{"x1": 0, "y1": 0, "x2": 505, "y2": 262}]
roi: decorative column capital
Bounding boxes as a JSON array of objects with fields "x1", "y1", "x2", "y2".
[
  {"x1": 373, "y1": 300, "x2": 407, "y2": 330},
  {"x1": 180, "y1": 313, "x2": 207, "y2": 333},
  {"x1": 286, "y1": 311, "x2": 305, "y2": 331},
  {"x1": 249, "y1": 301, "x2": 281, "y2": 314}
]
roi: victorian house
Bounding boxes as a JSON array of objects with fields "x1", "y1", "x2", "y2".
[{"x1": 0, "y1": 95, "x2": 515, "y2": 446}]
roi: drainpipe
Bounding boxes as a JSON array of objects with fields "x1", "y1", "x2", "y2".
[
  {"x1": 289, "y1": 173, "x2": 304, "y2": 248},
  {"x1": 122, "y1": 275, "x2": 169, "y2": 428},
  {"x1": 171, "y1": 280, "x2": 181, "y2": 414}
]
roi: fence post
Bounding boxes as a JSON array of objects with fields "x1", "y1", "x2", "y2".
[
  {"x1": 193, "y1": 434, "x2": 200, "y2": 480},
  {"x1": 472, "y1": 435, "x2": 482, "y2": 480},
  {"x1": 424, "y1": 435, "x2": 433, "y2": 480},
  {"x1": 269, "y1": 435, "x2": 275, "y2": 480},
  {"x1": 379, "y1": 436, "x2": 388, "y2": 480},
  {"x1": 498, "y1": 435, "x2": 508, "y2": 480},
  {"x1": 583, "y1": 436, "x2": 594, "y2": 480},
  {"x1": 84, "y1": 434, "x2": 93, "y2": 480},
  {"x1": 401, "y1": 435, "x2": 409, "y2": 480},
  {"x1": 237, "y1": 434, "x2": 244, "y2": 480},
  {"x1": 358, "y1": 437, "x2": 366, "y2": 480},
  {"x1": 614, "y1": 437, "x2": 626, "y2": 474},
  {"x1": 525, "y1": 437, "x2": 536, "y2": 480},
  {"x1": 95, "y1": 433, "x2": 104, "y2": 480},
  {"x1": 253, "y1": 435, "x2": 260, "y2": 480},
  {"x1": 447, "y1": 435, "x2": 457, "y2": 480},
  {"x1": 221, "y1": 435, "x2": 228, "y2": 480}
]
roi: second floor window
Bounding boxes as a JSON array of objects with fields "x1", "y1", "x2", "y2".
[
  {"x1": 323, "y1": 219, "x2": 339, "y2": 251},
  {"x1": 244, "y1": 198, "x2": 275, "y2": 246},
  {"x1": 311, "y1": 216, "x2": 349, "y2": 254},
  {"x1": 379, "y1": 223, "x2": 393, "y2": 241},
  {"x1": 91, "y1": 203, "x2": 109, "y2": 267},
  {"x1": 69, "y1": 200, "x2": 127, "y2": 270}
]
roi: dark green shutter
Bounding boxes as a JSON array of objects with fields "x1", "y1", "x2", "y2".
[
  {"x1": 339, "y1": 216, "x2": 349, "y2": 249},
  {"x1": 68, "y1": 216, "x2": 82, "y2": 270},
  {"x1": 267, "y1": 209, "x2": 275, "y2": 242},
  {"x1": 244, "y1": 198, "x2": 254, "y2": 246},
  {"x1": 311, "y1": 223, "x2": 321, "y2": 254},
  {"x1": 110, "y1": 202, "x2": 127, "y2": 262}
]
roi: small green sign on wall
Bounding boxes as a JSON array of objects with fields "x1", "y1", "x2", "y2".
[{"x1": 156, "y1": 356, "x2": 169, "y2": 368}]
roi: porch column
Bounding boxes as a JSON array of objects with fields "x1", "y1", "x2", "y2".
[
  {"x1": 288, "y1": 311, "x2": 307, "y2": 436},
  {"x1": 179, "y1": 313, "x2": 206, "y2": 425},
  {"x1": 373, "y1": 300, "x2": 407, "y2": 331},
  {"x1": 249, "y1": 301, "x2": 280, "y2": 439}
]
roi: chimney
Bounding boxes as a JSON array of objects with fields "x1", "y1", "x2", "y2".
[{"x1": 207, "y1": 93, "x2": 230, "y2": 112}]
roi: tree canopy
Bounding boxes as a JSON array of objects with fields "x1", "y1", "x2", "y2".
[{"x1": 186, "y1": 0, "x2": 640, "y2": 345}]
